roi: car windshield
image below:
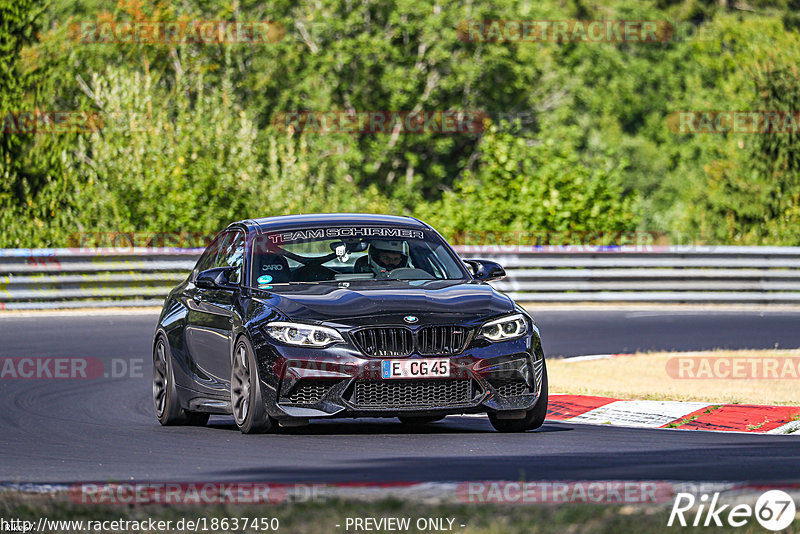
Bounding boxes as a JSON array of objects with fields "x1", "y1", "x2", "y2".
[{"x1": 248, "y1": 227, "x2": 468, "y2": 286}]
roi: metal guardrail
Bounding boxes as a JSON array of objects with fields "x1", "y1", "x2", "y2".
[
  {"x1": 0, "y1": 248, "x2": 200, "y2": 310},
  {"x1": 1, "y1": 246, "x2": 799, "y2": 309}
]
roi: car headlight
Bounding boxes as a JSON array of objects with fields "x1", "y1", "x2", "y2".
[
  {"x1": 265, "y1": 322, "x2": 344, "y2": 348},
  {"x1": 478, "y1": 313, "x2": 528, "y2": 342}
]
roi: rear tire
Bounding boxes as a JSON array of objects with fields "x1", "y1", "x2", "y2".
[
  {"x1": 489, "y1": 361, "x2": 548, "y2": 433},
  {"x1": 153, "y1": 336, "x2": 209, "y2": 426},
  {"x1": 231, "y1": 336, "x2": 274, "y2": 434}
]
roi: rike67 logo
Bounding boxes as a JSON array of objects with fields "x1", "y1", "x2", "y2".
[{"x1": 668, "y1": 490, "x2": 796, "y2": 531}]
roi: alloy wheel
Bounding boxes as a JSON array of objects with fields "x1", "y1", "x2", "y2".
[{"x1": 231, "y1": 343, "x2": 251, "y2": 424}]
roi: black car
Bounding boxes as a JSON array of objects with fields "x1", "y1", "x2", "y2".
[{"x1": 152, "y1": 213, "x2": 547, "y2": 433}]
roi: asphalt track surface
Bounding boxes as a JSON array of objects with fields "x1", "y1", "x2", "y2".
[{"x1": 1, "y1": 309, "x2": 799, "y2": 484}]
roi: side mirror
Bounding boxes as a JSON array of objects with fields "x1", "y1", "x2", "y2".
[
  {"x1": 195, "y1": 267, "x2": 238, "y2": 290},
  {"x1": 464, "y1": 259, "x2": 506, "y2": 282}
]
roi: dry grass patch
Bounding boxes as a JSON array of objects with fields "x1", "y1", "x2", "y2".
[{"x1": 548, "y1": 349, "x2": 800, "y2": 405}]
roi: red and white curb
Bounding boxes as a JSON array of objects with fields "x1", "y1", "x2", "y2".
[{"x1": 546, "y1": 395, "x2": 800, "y2": 434}]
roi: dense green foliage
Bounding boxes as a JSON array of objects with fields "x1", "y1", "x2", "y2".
[
  {"x1": 419, "y1": 124, "x2": 639, "y2": 238},
  {"x1": 2, "y1": 0, "x2": 800, "y2": 247}
]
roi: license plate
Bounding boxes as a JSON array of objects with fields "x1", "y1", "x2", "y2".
[{"x1": 381, "y1": 359, "x2": 450, "y2": 379}]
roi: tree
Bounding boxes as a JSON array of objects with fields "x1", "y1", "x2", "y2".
[
  {"x1": 419, "y1": 123, "x2": 639, "y2": 241},
  {"x1": 0, "y1": 0, "x2": 49, "y2": 208}
]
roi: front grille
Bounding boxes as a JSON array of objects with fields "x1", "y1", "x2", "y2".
[
  {"x1": 352, "y1": 327, "x2": 413, "y2": 357},
  {"x1": 352, "y1": 325, "x2": 471, "y2": 357},
  {"x1": 418, "y1": 326, "x2": 470, "y2": 355},
  {"x1": 284, "y1": 380, "x2": 332, "y2": 405},
  {"x1": 488, "y1": 376, "x2": 530, "y2": 398},
  {"x1": 351, "y1": 379, "x2": 474, "y2": 409}
]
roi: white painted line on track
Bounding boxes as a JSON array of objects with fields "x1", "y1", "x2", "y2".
[
  {"x1": 568, "y1": 400, "x2": 713, "y2": 428},
  {"x1": 768, "y1": 420, "x2": 800, "y2": 435}
]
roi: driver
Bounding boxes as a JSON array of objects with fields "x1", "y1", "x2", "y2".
[{"x1": 367, "y1": 240, "x2": 409, "y2": 277}]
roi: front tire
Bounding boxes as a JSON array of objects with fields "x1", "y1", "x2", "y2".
[
  {"x1": 153, "y1": 335, "x2": 209, "y2": 426},
  {"x1": 231, "y1": 336, "x2": 274, "y2": 434},
  {"x1": 489, "y1": 361, "x2": 548, "y2": 433}
]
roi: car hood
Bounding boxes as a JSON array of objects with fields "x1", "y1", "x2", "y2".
[{"x1": 250, "y1": 280, "x2": 515, "y2": 326}]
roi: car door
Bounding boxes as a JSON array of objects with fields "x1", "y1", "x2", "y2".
[{"x1": 184, "y1": 230, "x2": 245, "y2": 395}]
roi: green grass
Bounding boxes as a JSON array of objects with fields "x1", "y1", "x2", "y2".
[{"x1": 665, "y1": 405, "x2": 722, "y2": 429}]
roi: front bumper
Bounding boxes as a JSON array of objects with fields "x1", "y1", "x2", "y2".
[{"x1": 252, "y1": 332, "x2": 545, "y2": 421}]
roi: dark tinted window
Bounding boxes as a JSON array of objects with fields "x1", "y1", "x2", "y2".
[
  {"x1": 192, "y1": 232, "x2": 226, "y2": 280},
  {"x1": 214, "y1": 231, "x2": 245, "y2": 284},
  {"x1": 248, "y1": 228, "x2": 467, "y2": 285}
]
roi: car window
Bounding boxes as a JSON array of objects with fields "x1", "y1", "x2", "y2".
[
  {"x1": 214, "y1": 231, "x2": 245, "y2": 284},
  {"x1": 249, "y1": 228, "x2": 468, "y2": 286},
  {"x1": 192, "y1": 232, "x2": 226, "y2": 280}
]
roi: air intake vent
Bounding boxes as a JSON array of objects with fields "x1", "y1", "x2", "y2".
[
  {"x1": 283, "y1": 380, "x2": 333, "y2": 405},
  {"x1": 351, "y1": 379, "x2": 474, "y2": 409},
  {"x1": 487, "y1": 375, "x2": 531, "y2": 398}
]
